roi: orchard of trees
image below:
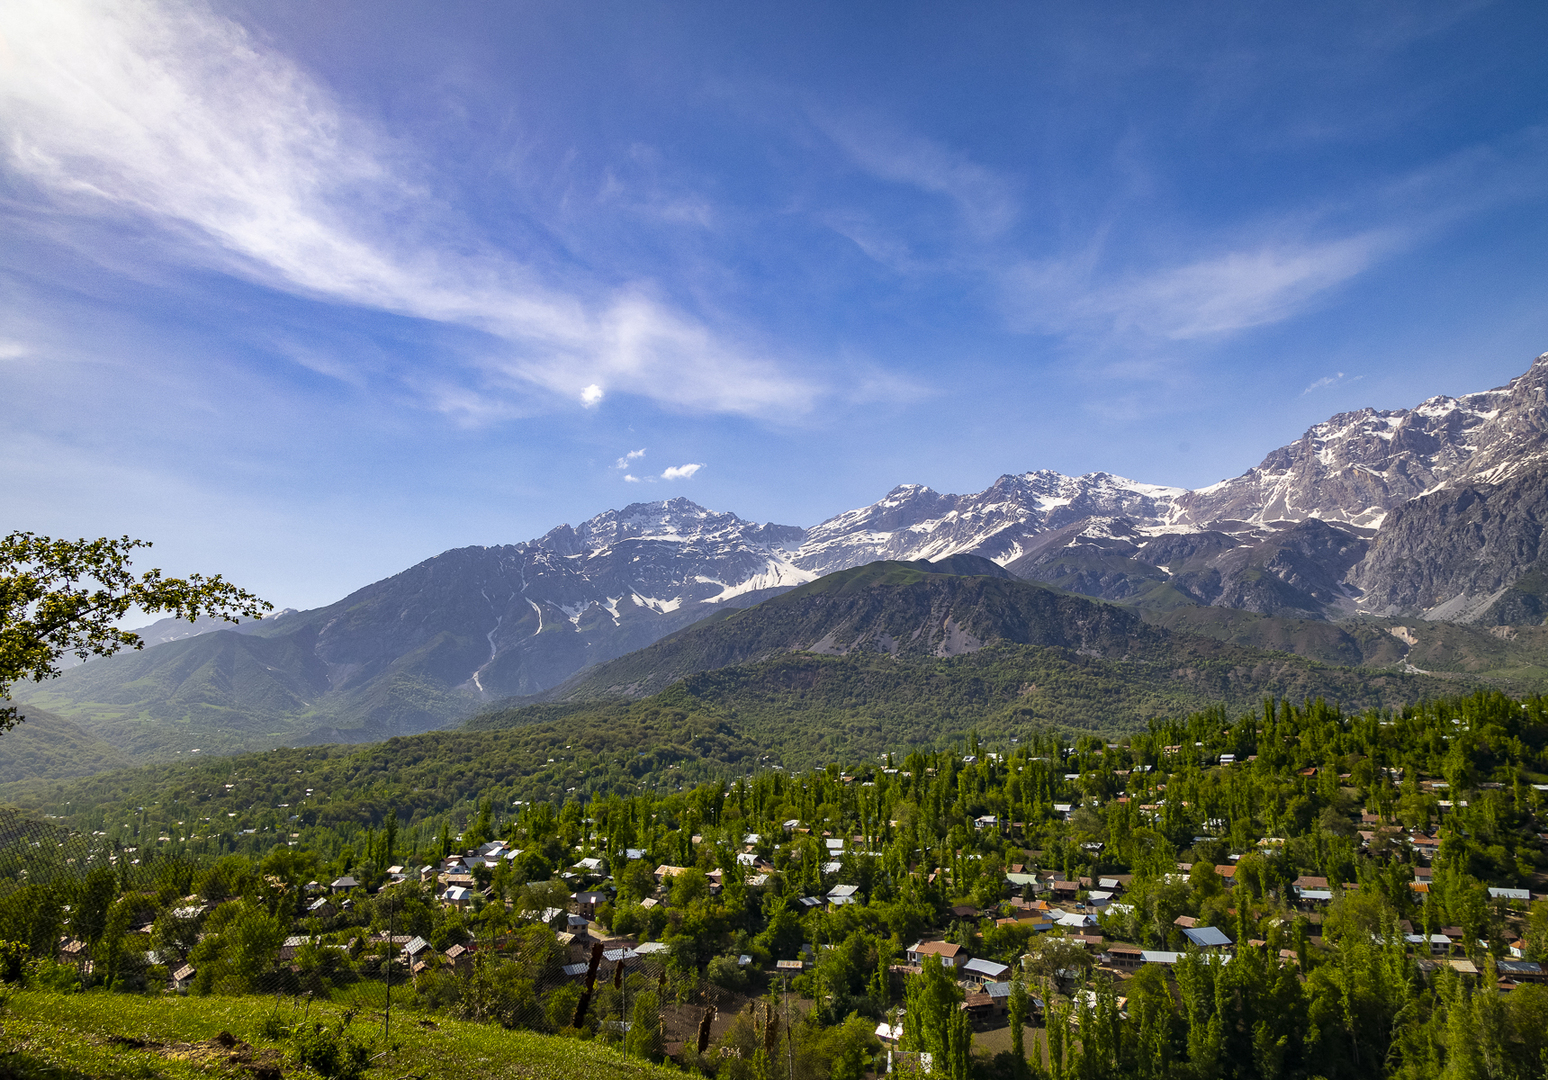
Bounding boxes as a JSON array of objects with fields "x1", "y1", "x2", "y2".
[{"x1": 3, "y1": 690, "x2": 1548, "y2": 1078}]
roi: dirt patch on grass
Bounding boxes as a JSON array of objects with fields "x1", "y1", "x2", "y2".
[{"x1": 111, "y1": 1030, "x2": 283, "y2": 1080}]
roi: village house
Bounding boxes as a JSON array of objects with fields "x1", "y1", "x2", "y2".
[
  {"x1": 906, "y1": 940, "x2": 966, "y2": 968},
  {"x1": 574, "y1": 891, "x2": 609, "y2": 919}
]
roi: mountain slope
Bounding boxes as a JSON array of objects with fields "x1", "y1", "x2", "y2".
[
  {"x1": 470, "y1": 639, "x2": 1477, "y2": 776},
  {"x1": 1352, "y1": 462, "x2": 1548, "y2": 622},
  {"x1": 18, "y1": 351, "x2": 1548, "y2": 767},
  {"x1": 791, "y1": 351, "x2": 1548, "y2": 622},
  {"x1": 12, "y1": 500, "x2": 812, "y2": 758},
  {"x1": 536, "y1": 554, "x2": 1148, "y2": 701},
  {"x1": 0, "y1": 705, "x2": 127, "y2": 783},
  {"x1": 522, "y1": 557, "x2": 1482, "y2": 721}
]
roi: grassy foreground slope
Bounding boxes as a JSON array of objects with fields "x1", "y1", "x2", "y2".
[{"x1": 0, "y1": 990, "x2": 677, "y2": 1080}]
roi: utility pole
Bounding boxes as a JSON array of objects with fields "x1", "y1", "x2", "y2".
[
  {"x1": 784, "y1": 973, "x2": 793, "y2": 1080},
  {"x1": 384, "y1": 898, "x2": 392, "y2": 1053}
]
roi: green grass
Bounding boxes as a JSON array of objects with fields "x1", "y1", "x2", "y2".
[{"x1": 0, "y1": 990, "x2": 681, "y2": 1080}]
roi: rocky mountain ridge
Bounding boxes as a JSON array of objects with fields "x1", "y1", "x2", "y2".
[
  {"x1": 15, "y1": 351, "x2": 1548, "y2": 758},
  {"x1": 796, "y1": 352, "x2": 1548, "y2": 624}
]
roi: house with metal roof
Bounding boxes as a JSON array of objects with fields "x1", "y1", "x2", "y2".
[{"x1": 1181, "y1": 925, "x2": 1233, "y2": 949}]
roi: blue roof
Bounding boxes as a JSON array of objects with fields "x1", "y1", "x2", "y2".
[{"x1": 1181, "y1": 925, "x2": 1233, "y2": 948}]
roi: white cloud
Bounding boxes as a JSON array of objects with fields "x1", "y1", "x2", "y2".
[
  {"x1": 1006, "y1": 230, "x2": 1397, "y2": 342},
  {"x1": 660, "y1": 463, "x2": 703, "y2": 480},
  {"x1": 1302, "y1": 372, "x2": 1363, "y2": 394},
  {"x1": 0, "y1": 0, "x2": 822, "y2": 419},
  {"x1": 614, "y1": 448, "x2": 646, "y2": 468},
  {"x1": 817, "y1": 112, "x2": 1018, "y2": 239},
  {"x1": 623, "y1": 473, "x2": 642, "y2": 483},
  {"x1": 0, "y1": 341, "x2": 29, "y2": 361}
]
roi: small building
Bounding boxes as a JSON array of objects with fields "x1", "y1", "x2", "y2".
[
  {"x1": 907, "y1": 941, "x2": 966, "y2": 969},
  {"x1": 1498, "y1": 959, "x2": 1544, "y2": 982},
  {"x1": 962, "y1": 957, "x2": 1011, "y2": 982},
  {"x1": 1181, "y1": 926, "x2": 1233, "y2": 950},
  {"x1": 330, "y1": 876, "x2": 359, "y2": 895},
  {"x1": 575, "y1": 891, "x2": 610, "y2": 918},
  {"x1": 443, "y1": 886, "x2": 473, "y2": 909},
  {"x1": 1405, "y1": 933, "x2": 1451, "y2": 956},
  {"x1": 961, "y1": 992, "x2": 995, "y2": 1020},
  {"x1": 1105, "y1": 945, "x2": 1143, "y2": 971},
  {"x1": 445, "y1": 943, "x2": 472, "y2": 975},
  {"x1": 984, "y1": 981, "x2": 1014, "y2": 1015},
  {"x1": 1141, "y1": 951, "x2": 1182, "y2": 967},
  {"x1": 828, "y1": 884, "x2": 861, "y2": 907},
  {"x1": 171, "y1": 963, "x2": 196, "y2": 992}
]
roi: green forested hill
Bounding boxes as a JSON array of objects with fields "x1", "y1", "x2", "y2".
[
  {"x1": 535, "y1": 555, "x2": 1142, "y2": 702},
  {"x1": 4, "y1": 556, "x2": 1499, "y2": 786},
  {"x1": 475, "y1": 636, "x2": 1474, "y2": 772},
  {"x1": 0, "y1": 633, "x2": 1473, "y2": 835},
  {"x1": 0, "y1": 705, "x2": 126, "y2": 784},
  {"x1": 9, "y1": 619, "x2": 478, "y2": 762}
]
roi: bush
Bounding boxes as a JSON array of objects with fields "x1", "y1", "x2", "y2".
[
  {"x1": 26, "y1": 958, "x2": 81, "y2": 992},
  {"x1": 0, "y1": 941, "x2": 28, "y2": 984},
  {"x1": 292, "y1": 1013, "x2": 372, "y2": 1080},
  {"x1": 705, "y1": 954, "x2": 748, "y2": 992}
]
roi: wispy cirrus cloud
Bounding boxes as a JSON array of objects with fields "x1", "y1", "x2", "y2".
[
  {"x1": 1004, "y1": 228, "x2": 1399, "y2": 342},
  {"x1": 0, "y1": 0, "x2": 822, "y2": 420},
  {"x1": 1302, "y1": 372, "x2": 1363, "y2": 394},
  {"x1": 815, "y1": 111, "x2": 1019, "y2": 240}
]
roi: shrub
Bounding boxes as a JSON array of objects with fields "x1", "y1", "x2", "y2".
[{"x1": 292, "y1": 1012, "x2": 372, "y2": 1080}]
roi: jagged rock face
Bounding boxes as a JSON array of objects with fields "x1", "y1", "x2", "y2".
[
  {"x1": 793, "y1": 471, "x2": 1183, "y2": 574},
  {"x1": 1203, "y1": 520, "x2": 1370, "y2": 618},
  {"x1": 1351, "y1": 465, "x2": 1548, "y2": 621},
  {"x1": 298, "y1": 498, "x2": 815, "y2": 700},
  {"x1": 1174, "y1": 353, "x2": 1548, "y2": 529},
  {"x1": 793, "y1": 353, "x2": 1548, "y2": 622}
]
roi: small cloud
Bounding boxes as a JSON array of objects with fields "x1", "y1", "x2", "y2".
[
  {"x1": 1302, "y1": 372, "x2": 1362, "y2": 394},
  {"x1": 614, "y1": 448, "x2": 646, "y2": 468},
  {"x1": 0, "y1": 341, "x2": 27, "y2": 361},
  {"x1": 623, "y1": 473, "x2": 642, "y2": 483},
  {"x1": 660, "y1": 463, "x2": 703, "y2": 481},
  {"x1": 581, "y1": 384, "x2": 604, "y2": 407}
]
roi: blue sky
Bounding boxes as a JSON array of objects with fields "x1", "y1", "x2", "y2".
[{"x1": 3, "y1": 0, "x2": 1548, "y2": 610}]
